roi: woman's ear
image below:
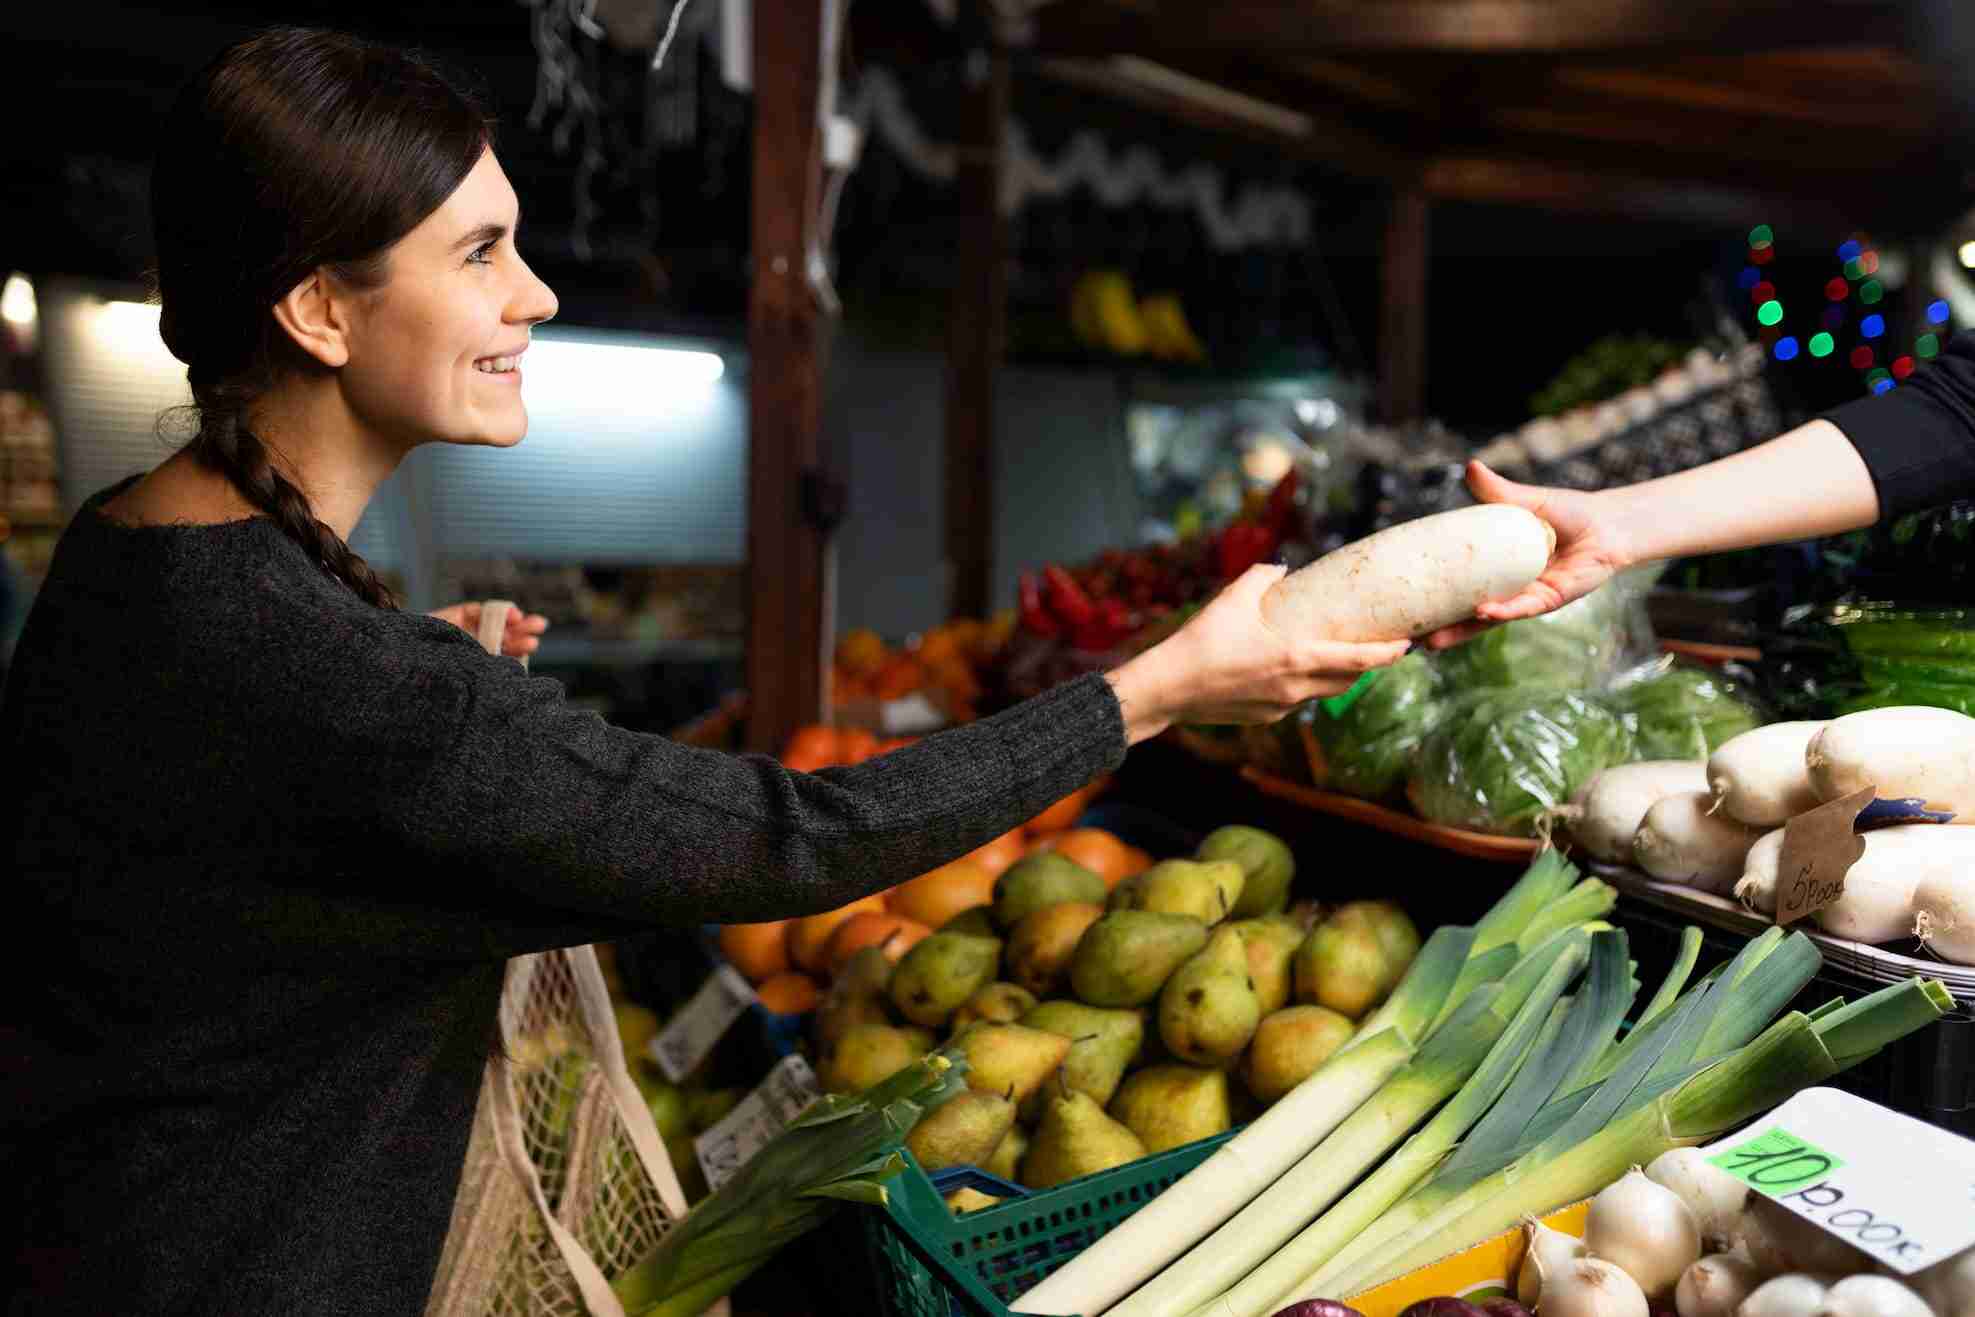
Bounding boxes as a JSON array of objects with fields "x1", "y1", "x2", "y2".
[{"x1": 270, "y1": 270, "x2": 353, "y2": 369}]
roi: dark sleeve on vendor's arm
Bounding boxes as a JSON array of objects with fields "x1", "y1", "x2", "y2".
[{"x1": 1824, "y1": 328, "x2": 1975, "y2": 518}]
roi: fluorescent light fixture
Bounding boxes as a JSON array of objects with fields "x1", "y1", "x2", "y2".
[
  {"x1": 97, "y1": 298, "x2": 166, "y2": 351},
  {"x1": 523, "y1": 337, "x2": 726, "y2": 416},
  {"x1": 1960, "y1": 240, "x2": 1975, "y2": 270},
  {"x1": 1106, "y1": 55, "x2": 1313, "y2": 139},
  {"x1": 1, "y1": 273, "x2": 36, "y2": 329},
  {"x1": 1294, "y1": 398, "x2": 1340, "y2": 429}
]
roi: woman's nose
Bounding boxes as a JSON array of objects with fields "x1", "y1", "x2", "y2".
[{"x1": 513, "y1": 258, "x2": 558, "y2": 326}]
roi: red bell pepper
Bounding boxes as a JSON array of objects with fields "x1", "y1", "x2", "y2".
[
  {"x1": 1216, "y1": 523, "x2": 1275, "y2": 579},
  {"x1": 1043, "y1": 564, "x2": 1097, "y2": 627},
  {"x1": 1020, "y1": 571, "x2": 1060, "y2": 638},
  {"x1": 1262, "y1": 468, "x2": 1301, "y2": 541}
]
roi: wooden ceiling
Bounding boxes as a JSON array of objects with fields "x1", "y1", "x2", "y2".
[{"x1": 1019, "y1": 0, "x2": 1974, "y2": 231}]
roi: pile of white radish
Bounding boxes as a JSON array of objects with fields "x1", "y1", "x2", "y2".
[
  {"x1": 1514, "y1": 1151, "x2": 1964, "y2": 1317},
  {"x1": 1567, "y1": 709, "x2": 1975, "y2": 964}
]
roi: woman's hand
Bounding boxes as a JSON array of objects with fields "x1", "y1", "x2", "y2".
[
  {"x1": 1106, "y1": 563, "x2": 1412, "y2": 744},
  {"x1": 428, "y1": 601, "x2": 551, "y2": 659},
  {"x1": 1425, "y1": 460, "x2": 1637, "y2": 649}
]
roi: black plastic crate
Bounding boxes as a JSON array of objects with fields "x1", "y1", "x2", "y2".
[{"x1": 1612, "y1": 894, "x2": 1975, "y2": 1138}]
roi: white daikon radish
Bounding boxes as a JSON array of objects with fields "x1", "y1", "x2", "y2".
[
  {"x1": 1568, "y1": 761, "x2": 1711, "y2": 864},
  {"x1": 1816, "y1": 826, "x2": 1975, "y2": 943},
  {"x1": 1912, "y1": 869, "x2": 1975, "y2": 964},
  {"x1": 1260, "y1": 504, "x2": 1555, "y2": 642},
  {"x1": 1709, "y1": 722, "x2": 1829, "y2": 826},
  {"x1": 1636, "y1": 792, "x2": 1766, "y2": 894},
  {"x1": 1807, "y1": 706, "x2": 1975, "y2": 816},
  {"x1": 1736, "y1": 829, "x2": 1788, "y2": 915}
]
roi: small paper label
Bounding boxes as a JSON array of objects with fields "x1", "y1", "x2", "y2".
[
  {"x1": 693, "y1": 1053, "x2": 823, "y2": 1191},
  {"x1": 1774, "y1": 786, "x2": 1873, "y2": 927},
  {"x1": 649, "y1": 965, "x2": 756, "y2": 1083},
  {"x1": 1702, "y1": 1087, "x2": 1975, "y2": 1273}
]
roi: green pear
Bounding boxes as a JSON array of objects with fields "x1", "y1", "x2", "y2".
[
  {"x1": 820, "y1": 1023, "x2": 936, "y2": 1094},
  {"x1": 907, "y1": 1089, "x2": 1018, "y2": 1171},
  {"x1": 890, "y1": 932, "x2": 1003, "y2": 1027},
  {"x1": 1019, "y1": 1000, "x2": 1144, "y2": 1122},
  {"x1": 1070, "y1": 911, "x2": 1209, "y2": 1007},
  {"x1": 1293, "y1": 919, "x2": 1390, "y2": 1019},
  {"x1": 1108, "y1": 859, "x2": 1245, "y2": 925},
  {"x1": 1229, "y1": 916, "x2": 1304, "y2": 1015},
  {"x1": 984, "y1": 1124, "x2": 1028, "y2": 1182},
  {"x1": 1022, "y1": 1086, "x2": 1147, "y2": 1189},
  {"x1": 955, "y1": 1022, "x2": 1073, "y2": 1104},
  {"x1": 993, "y1": 853, "x2": 1107, "y2": 929},
  {"x1": 815, "y1": 945, "x2": 897, "y2": 1049},
  {"x1": 686, "y1": 1088, "x2": 742, "y2": 1134},
  {"x1": 1158, "y1": 926, "x2": 1262, "y2": 1067},
  {"x1": 1329, "y1": 900, "x2": 1421, "y2": 994},
  {"x1": 941, "y1": 906, "x2": 999, "y2": 939},
  {"x1": 945, "y1": 1187, "x2": 1005, "y2": 1214},
  {"x1": 950, "y1": 982, "x2": 1039, "y2": 1034},
  {"x1": 1244, "y1": 1005, "x2": 1355, "y2": 1104},
  {"x1": 642, "y1": 1081, "x2": 692, "y2": 1140},
  {"x1": 1197, "y1": 825, "x2": 1296, "y2": 918},
  {"x1": 1006, "y1": 901, "x2": 1105, "y2": 997},
  {"x1": 1109, "y1": 1064, "x2": 1231, "y2": 1153}
]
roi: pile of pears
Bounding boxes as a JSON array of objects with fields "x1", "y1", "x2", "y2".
[{"x1": 806, "y1": 824, "x2": 1422, "y2": 1211}]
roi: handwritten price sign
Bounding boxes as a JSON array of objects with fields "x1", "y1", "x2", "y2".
[{"x1": 649, "y1": 965, "x2": 756, "y2": 1083}]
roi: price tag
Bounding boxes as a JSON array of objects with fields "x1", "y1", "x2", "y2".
[
  {"x1": 693, "y1": 1053, "x2": 823, "y2": 1191},
  {"x1": 1774, "y1": 786, "x2": 1872, "y2": 927},
  {"x1": 1701, "y1": 1086, "x2": 1975, "y2": 1273},
  {"x1": 649, "y1": 965, "x2": 756, "y2": 1083}
]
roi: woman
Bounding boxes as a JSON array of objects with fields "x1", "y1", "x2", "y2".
[
  {"x1": 0, "y1": 28, "x2": 1406, "y2": 1315},
  {"x1": 1430, "y1": 334, "x2": 1975, "y2": 645}
]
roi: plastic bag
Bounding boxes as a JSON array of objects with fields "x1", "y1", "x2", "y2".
[
  {"x1": 1408, "y1": 688, "x2": 1635, "y2": 836},
  {"x1": 1603, "y1": 657, "x2": 1765, "y2": 761},
  {"x1": 1304, "y1": 651, "x2": 1448, "y2": 799},
  {"x1": 1430, "y1": 565, "x2": 1662, "y2": 694},
  {"x1": 1824, "y1": 603, "x2": 1975, "y2": 716}
]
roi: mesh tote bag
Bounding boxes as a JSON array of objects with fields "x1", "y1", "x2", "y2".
[{"x1": 424, "y1": 601, "x2": 693, "y2": 1317}]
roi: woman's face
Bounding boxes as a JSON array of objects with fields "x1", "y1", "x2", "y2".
[{"x1": 338, "y1": 149, "x2": 559, "y2": 452}]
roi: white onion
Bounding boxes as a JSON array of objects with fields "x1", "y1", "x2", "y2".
[
  {"x1": 1586, "y1": 1166, "x2": 1703, "y2": 1301},
  {"x1": 1546, "y1": 1257, "x2": 1651, "y2": 1317},
  {"x1": 1520, "y1": 1216, "x2": 1589, "y2": 1306},
  {"x1": 1818, "y1": 1275, "x2": 1935, "y2": 1317},
  {"x1": 1649, "y1": 1148, "x2": 1754, "y2": 1252},
  {"x1": 1739, "y1": 1274, "x2": 1838, "y2": 1317},
  {"x1": 1680, "y1": 1251, "x2": 1768, "y2": 1317},
  {"x1": 1736, "y1": 1196, "x2": 1871, "y2": 1277}
]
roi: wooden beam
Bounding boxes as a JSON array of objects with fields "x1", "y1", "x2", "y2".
[
  {"x1": 945, "y1": 44, "x2": 1011, "y2": 623},
  {"x1": 1419, "y1": 154, "x2": 1859, "y2": 232},
  {"x1": 1035, "y1": 1, "x2": 1905, "y2": 56},
  {"x1": 745, "y1": 0, "x2": 830, "y2": 753},
  {"x1": 1378, "y1": 187, "x2": 1429, "y2": 425}
]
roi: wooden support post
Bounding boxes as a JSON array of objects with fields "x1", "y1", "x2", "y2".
[
  {"x1": 1378, "y1": 185, "x2": 1430, "y2": 426},
  {"x1": 944, "y1": 44, "x2": 1010, "y2": 623},
  {"x1": 746, "y1": 0, "x2": 831, "y2": 753}
]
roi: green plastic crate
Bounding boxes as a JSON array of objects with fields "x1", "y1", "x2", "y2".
[{"x1": 857, "y1": 1133, "x2": 1235, "y2": 1317}]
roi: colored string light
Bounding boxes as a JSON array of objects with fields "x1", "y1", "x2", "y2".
[
  {"x1": 1838, "y1": 239, "x2": 1863, "y2": 263},
  {"x1": 1774, "y1": 337, "x2": 1801, "y2": 361},
  {"x1": 1737, "y1": 266, "x2": 1761, "y2": 291},
  {"x1": 1918, "y1": 333, "x2": 1942, "y2": 359},
  {"x1": 1867, "y1": 366, "x2": 1892, "y2": 385},
  {"x1": 1928, "y1": 300, "x2": 1951, "y2": 325},
  {"x1": 1751, "y1": 280, "x2": 1777, "y2": 303},
  {"x1": 1851, "y1": 346, "x2": 1875, "y2": 369},
  {"x1": 1872, "y1": 378, "x2": 1897, "y2": 394},
  {"x1": 1756, "y1": 300, "x2": 1784, "y2": 326},
  {"x1": 1860, "y1": 251, "x2": 1880, "y2": 275},
  {"x1": 1843, "y1": 257, "x2": 1865, "y2": 280},
  {"x1": 1751, "y1": 245, "x2": 1774, "y2": 266},
  {"x1": 1859, "y1": 279, "x2": 1884, "y2": 304},
  {"x1": 1824, "y1": 277, "x2": 1849, "y2": 301},
  {"x1": 1749, "y1": 224, "x2": 1775, "y2": 249},
  {"x1": 1808, "y1": 332, "x2": 1835, "y2": 358},
  {"x1": 1861, "y1": 314, "x2": 1886, "y2": 339},
  {"x1": 1893, "y1": 355, "x2": 1916, "y2": 379}
]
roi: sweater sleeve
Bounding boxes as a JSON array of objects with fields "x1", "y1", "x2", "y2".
[
  {"x1": 282, "y1": 601, "x2": 1127, "y2": 934},
  {"x1": 1823, "y1": 328, "x2": 1975, "y2": 519}
]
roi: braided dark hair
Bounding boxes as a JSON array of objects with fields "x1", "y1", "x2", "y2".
[{"x1": 151, "y1": 27, "x2": 494, "y2": 609}]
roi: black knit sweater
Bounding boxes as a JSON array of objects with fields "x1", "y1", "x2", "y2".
[{"x1": 1, "y1": 475, "x2": 1125, "y2": 1316}]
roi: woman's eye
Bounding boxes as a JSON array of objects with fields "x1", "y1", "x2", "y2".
[{"x1": 466, "y1": 242, "x2": 497, "y2": 267}]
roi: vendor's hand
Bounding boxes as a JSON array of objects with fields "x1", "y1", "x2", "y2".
[
  {"x1": 429, "y1": 601, "x2": 551, "y2": 659},
  {"x1": 1425, "y1": 460, "x2": 1636, "y2": 650},
  {"x1": 1106, "y1": 563, "x2": 1411, "y2": 743}
]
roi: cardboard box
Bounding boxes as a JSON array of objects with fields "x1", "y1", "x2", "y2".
[{"x1": 1345, "y1": 1199, "x2": 1590, "y2": 1317}]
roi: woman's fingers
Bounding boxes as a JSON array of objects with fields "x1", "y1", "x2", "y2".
[{"x1": 1298, "y1": 638, "x2": 1411, "y2": 674}]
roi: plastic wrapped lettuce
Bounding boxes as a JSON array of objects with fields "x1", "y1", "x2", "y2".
[
  {"x1": 1408, "y1": 688, "x2": 1635, "y2": 835},
  {"x1": 1605, "y1": 659, "x2": 1765, "y2": 760},
  {"x1": 1431, "y1": 567, "x2": 1659, "y2": 693},
  {"x1": 1305, "y1": 652, "x2": 1448, "y2": 799}
]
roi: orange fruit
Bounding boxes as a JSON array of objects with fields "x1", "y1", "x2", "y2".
[
  {"x1": 963, "y1": 828, "x2": 1027, "y2": 879},
  {"x1": 1027, "y1": 782, "x2": 1101, "y2": 834},
  {"x1": 1049, "y1": 828, "x2": 1143, "y2": 888},
  {"x1": 754, "y1": 971, "x2": 821, "y2": 1015},
  {"x1": 718, "y1": 920, "x2": 792, "y2": 982},
  {"x1": 837, "y1": 727, "x2": 881, "y2": 765},
  {"x1": 886, "y1": 858, "x2": 999, "y2": 929},
  {"x1": 787, "y1": 895, "x2": 888, "y2": 975},
  {"x1": 827, "y1": 912, "x2": 932, "y2": 974},
  {"x1": 781, "y1": 725, "x2": 840, "y2": 771},
  {"x1": 1025, "y1": 831, "x2": 1062, "y2": 857}
]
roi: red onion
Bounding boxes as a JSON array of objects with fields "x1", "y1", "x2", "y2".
[
  {"x1": 1268, "y1": 1302, "x2": 1368, "y2": 1317},
  {"x1": 1480, "y1": 1298, "x2": 1535, "y2": 1317},
  {"x1": 1397, "y1": 1299, "x2": 1490, "y2": 1317}
]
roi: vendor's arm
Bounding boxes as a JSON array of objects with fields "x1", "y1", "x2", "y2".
[
  {"x1": 1431, "y1": 329, "x2": 1975, "y2": 645},
  {"x1": 311, "y1": 563, "x2": 1401, "y2": 941}
]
